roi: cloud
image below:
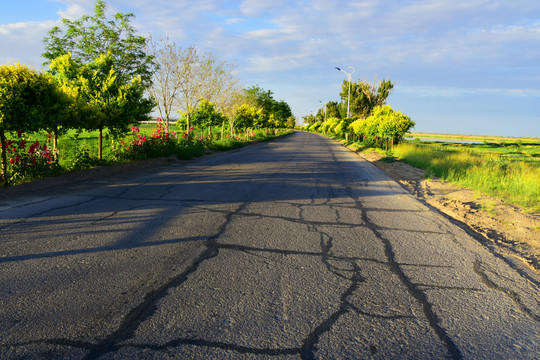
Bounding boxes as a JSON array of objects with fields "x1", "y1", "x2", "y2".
[
  {"x1": 57, "y1": 4, "x2": 88, "y2": 20},
  {"x1": 398, "y1": 85, "x2": 540, "y2": 97},
  {"x1": 0, "y1": 22, "x2": 29, "y2": 35},
  {"x1": 0, "y1": 20, "x2": 58, "y2": 66}
]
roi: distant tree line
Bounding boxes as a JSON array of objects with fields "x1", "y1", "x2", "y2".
[{"x1": 304, "y1": 77, "x2": 414, "y2": 148}]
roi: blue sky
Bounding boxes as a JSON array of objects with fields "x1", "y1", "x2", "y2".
[{"x1": 1, "y1": 0, "x2": 539, "y2": 137}]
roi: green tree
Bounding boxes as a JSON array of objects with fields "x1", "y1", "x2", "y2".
[
  {"x1": 190, "y1": 98, "x2": 227, "y2": 134},
  {"x1": 0, "y1": 63, "x2": 72, "y2": 184},
  {"x1": 340, "y1": 78, "x2": 394, "y2": 118},
  {"x1": 42, "y1": 0, "x2": 155, "y2": 87},
  {"x1": 271, "y1": 100, "x2": 293, "y2": 128},
  {"x1": 285, "y1": 116, "x2": 296, "y2": 129},
  {"x1": 50, "y1": 52, "x2": 153, "y2": 159},
  {"x1": 375, "y1": 105, "x2": 415, "y2": 148},
  {"x1": 234, "y1": 104, "x2": 262, "y2": 130},
  {"x1": 303, "y1": 114, "x2": 316, "y2": 126},
  {"x1": 326, "y1": 101, "x2": 342, "y2": 119},
  {"x1": 244, "y1": 85, "x2": 293, "y2": 128}
]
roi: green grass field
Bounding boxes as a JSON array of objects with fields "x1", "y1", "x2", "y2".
[
  {"x1": 392, "y1": 138, "x2": 540, "y2": 213},
  {"x1": 406, "y1": 132, "x2": 540, "y2": 144}
]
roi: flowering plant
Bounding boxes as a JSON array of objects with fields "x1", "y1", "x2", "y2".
[
  {"x1": 112, "y1": 118, "x2": 208, "y2": 161},
  {"x1": 4, "y1": 130, "x2": 60, "y2": 182}
]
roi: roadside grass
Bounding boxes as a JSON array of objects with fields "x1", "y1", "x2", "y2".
[
  {"x1": 208, "y1": 138, "x2": 244, "y2": 151},
  {"x1": 392, "y1": 142, "x2": 540, "y2": 213},
  {"x1": 406, "y1": 132, "x2": 539, "y2": 144}
]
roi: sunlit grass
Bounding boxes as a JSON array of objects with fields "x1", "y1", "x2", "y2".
[{"x1": 392, "y1": 143, "x2": 540, "y2": 213}]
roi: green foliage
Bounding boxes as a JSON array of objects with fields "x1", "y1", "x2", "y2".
[
  {"x1": 0, "y1": 63, "x2": 73, "y2": 184},
  {"x1": 67, "y1": 147, "x2": 105, "y2": 171},
  {"x1": 321, "y1": 117, "x2": 340, "y2": 133},
  {"x1": 190, "y1": 99, "x2": 227, "y2": 129},
  {"x1": 285, "y1": 116, "x2": 296, "y2": 129},
  {"x1": 0, "y1": 63, "x2": 71, "y2": 133},
  {"x1": 372, "y1": 105, "x2": 415, "y2": 143},
  {"x1": 234, "y1": 104, "x2": 262, "y2": 130},
  {"x1": 49, "y1": 52, "x2": 154, "y2": 158},
  {"x1": 341, "y1": 78, "x2": 394, "y2": 118},
  {"x1": 326, "y1": 101, "x2": 343, "y2": 119},
  {"x1": 208, "y1": 138, "x2": 244, "y2": 151},
  {"x1": 348, "y1": 105, "x2": 415, "y2": 147},
  {"x1": 42, "y1": 0, "x2": 155, "y2": 86},
  {"x1": 243, "y1": 85, "x2": 293, "y2": 128}
]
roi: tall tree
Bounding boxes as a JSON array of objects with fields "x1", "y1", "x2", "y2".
[
  {"x1": 172, "y1": 46, "x2": 239, "y2": 132},
  {"x1": 42, "y1": 0, "x2": 155, "y2": 87},
  {"x1": 50, "y1": 52, "x2": 153, "y2": 159},
  {"x1": 340, "y1": 78, "x2": 394, "y2": 118},
  {"x1": 147, "y1": 35, "x2": 183, "y2": 131},
  {"x1": 325, "y1": 101, "x2": 342, "y2": 119},
  {"x1": 243, "y1": 85, "x2": 293, "y2": 128}
]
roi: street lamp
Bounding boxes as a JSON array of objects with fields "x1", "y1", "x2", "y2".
[{"x1": 335, "y1": 66, "x2": 354, "y2": 118}]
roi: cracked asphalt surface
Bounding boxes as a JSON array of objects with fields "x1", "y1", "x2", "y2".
[{"x1": 0, "y1": 131, "x2": 539, "y2": 359}]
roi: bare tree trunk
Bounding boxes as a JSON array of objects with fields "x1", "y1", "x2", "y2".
[
  {"x1": 221, "y1": 121, "x2": 225, "y2": 140},
  {"x1": 98, "y1": 128, "x2": 103, "y2": 160}
]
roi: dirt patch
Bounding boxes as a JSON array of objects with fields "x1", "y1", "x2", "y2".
[{"x1": 355, "y1": 150, "x2": 540, "y2": 275}]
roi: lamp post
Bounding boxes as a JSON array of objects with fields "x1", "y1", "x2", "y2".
[{"x1": 335, "y1": 66, "x2": 354, "y2": 118}]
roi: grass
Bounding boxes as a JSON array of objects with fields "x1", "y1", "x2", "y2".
[
  {"x1": 208, "y1": 138, "x2": 244, "y2": 151},
  {"x1": 392, "y1": 142, "x2": 540, "y2": 213},
  {"x1": 406, "y1": 132, "x2": 540, "y2": 144}
]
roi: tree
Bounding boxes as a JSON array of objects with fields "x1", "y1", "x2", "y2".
[
  {"x1": 190, "y1": 98, "x2": 227, "y2": 133},
  {"x1": 234, "y1": 104, "x2": 261, "y2": 130},
  {"x1": 375, "y1": 105, "x2": 415, "y2": 148},
  {"x1": 170, "y1": 46, "x2": 239, "y2": 132},
  {"x1": 326, "y1": 101, "x2": 342, "y2": 119},
  {"x1": 349, "y1": 105, "x2": 414, "y2": 148},
  {"x1": 0, "y1": 63, "x2": 72, "y2": 184},
  {"x1": 285, "y1": 116, "x2": 296, "y2": 129},
  {"x1": 42, "y1": 0, "x2": 155, "y2": 87},
  {"x1": 50, "y1": 52, "x2": 154, "y2": 159},
  {"x1": 340, "y1": 78, "x2": 394, "y2": 118},
  {"x1": 243, "y1": 85, "x2": 293, "y2": 128},
  {"x1": 147, "y1": 35, "x2": 183, "y2": 131},
  {"x1": 303, "y1": 113, "x2": 316, "y2": 126},
  {"x1": 271, "y1": 100, "x2": 293, "y2": 128}
]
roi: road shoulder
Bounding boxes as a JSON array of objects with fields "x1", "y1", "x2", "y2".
[{"x1": 351, "y1": 148, "x2": 540, "y2": 278}]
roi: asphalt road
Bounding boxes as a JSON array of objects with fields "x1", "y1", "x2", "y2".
[{"x1": 0, "y1": 131, "x2": 539, "y2": 359}]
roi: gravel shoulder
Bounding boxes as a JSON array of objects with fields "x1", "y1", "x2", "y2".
[{"x1": 355, "y1": 150, "x2": 540, "y2": 275}]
